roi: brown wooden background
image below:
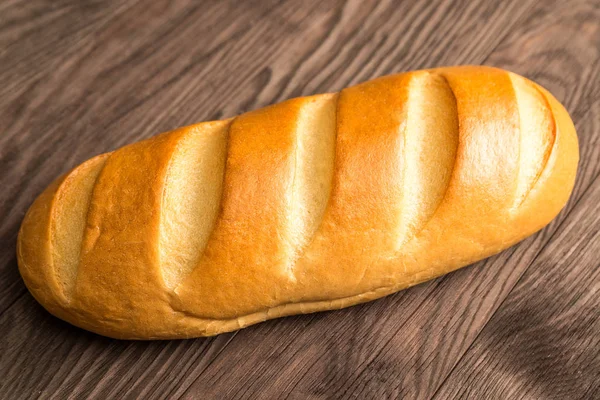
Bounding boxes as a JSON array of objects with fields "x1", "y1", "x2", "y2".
[{"x1": 1, "y1": 0, "x2": 599, "y2": 399}]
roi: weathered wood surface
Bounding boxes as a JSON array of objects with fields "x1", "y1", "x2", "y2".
[{"x1": 0, "y1": 0, "x2": 598, "y2": 398}]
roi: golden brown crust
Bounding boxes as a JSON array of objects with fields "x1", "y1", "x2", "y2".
[{"x1": 17, "y1": 66, "x2": 579, "y2": 339}]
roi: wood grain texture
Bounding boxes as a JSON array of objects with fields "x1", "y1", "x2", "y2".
[{"x1": 0, "y1": 0, "x2": 598, "y2": 398}]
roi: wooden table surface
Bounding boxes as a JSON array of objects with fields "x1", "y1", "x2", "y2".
[{"x1": 1, "y1": 0, "x2": 599, "y2": 399}]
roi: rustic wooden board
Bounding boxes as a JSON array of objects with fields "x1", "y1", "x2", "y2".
[{"x1": 0, "y1": 0, "x2": 598, "y2": 399}]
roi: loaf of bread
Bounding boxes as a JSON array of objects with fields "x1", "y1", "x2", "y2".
[{"x1": 17, "y1": 66, "x2": 578, "y2": 339}]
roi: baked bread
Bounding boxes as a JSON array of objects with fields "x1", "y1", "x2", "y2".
[{"x1": 17, "y1": 66, "x2": 579, "y2": 339}]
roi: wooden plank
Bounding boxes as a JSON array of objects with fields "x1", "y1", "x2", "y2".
[{"x1": 0, "y1": 0, "x2": 597, "y2": 399}]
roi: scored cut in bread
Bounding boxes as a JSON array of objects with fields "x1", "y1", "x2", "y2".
[{"x1": 17, "y1": 66, "x2": 579, "y2": 339}]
